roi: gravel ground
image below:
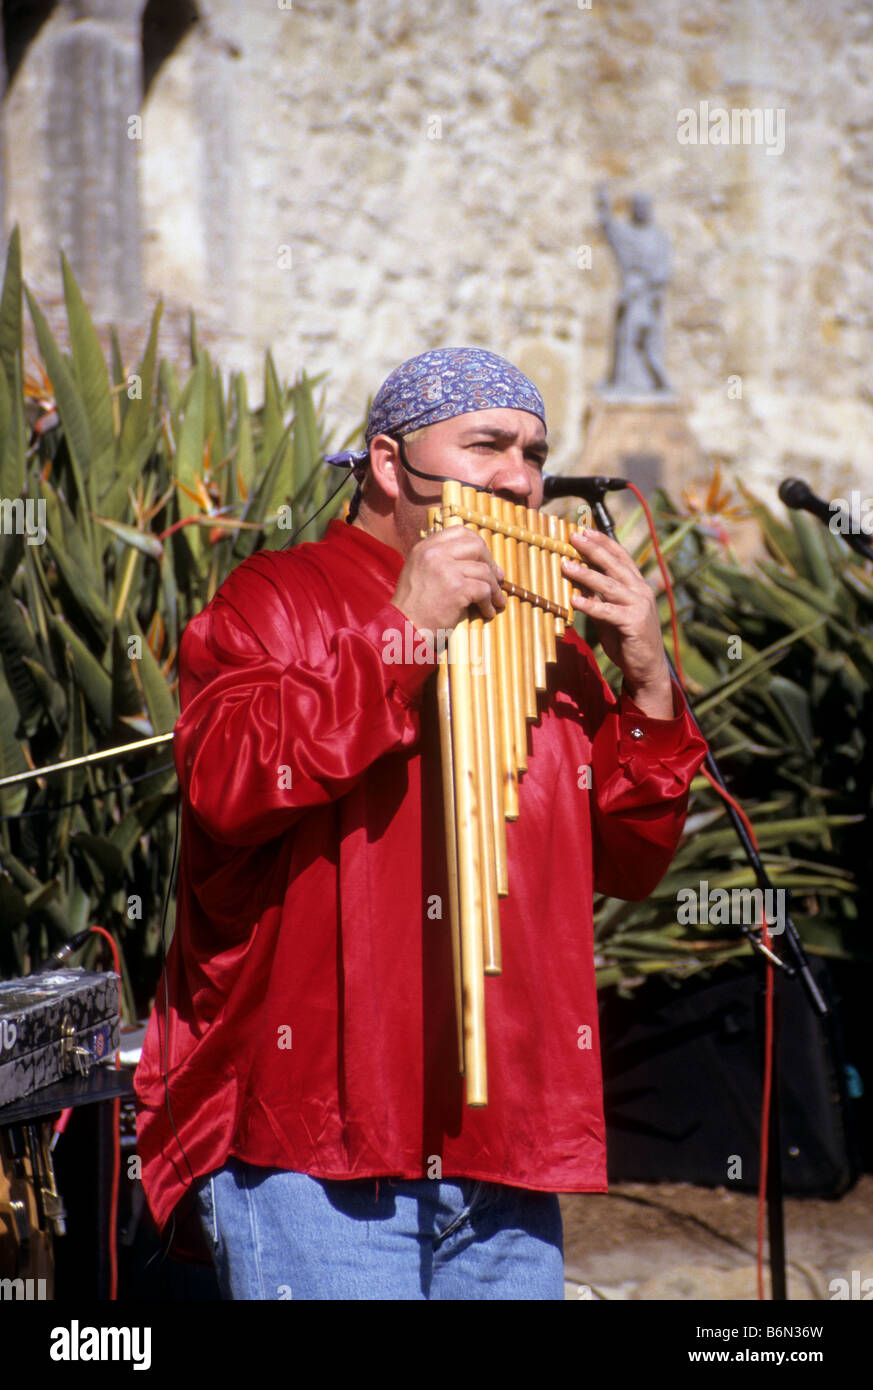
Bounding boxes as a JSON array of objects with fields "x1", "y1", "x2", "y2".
[{"x1": 560, "y1": 1174, "x2": 873, "y2": 1300}]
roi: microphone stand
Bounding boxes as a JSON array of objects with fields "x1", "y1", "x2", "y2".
[
  {"x1": 565, "y1": 476, "x2": 831, "y2": 1302},
  {"x1": 837, "y1": 532, "x2": 873, "y2": 564}
]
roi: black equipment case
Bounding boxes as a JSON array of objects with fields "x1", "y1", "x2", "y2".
[{"x1": 0, "y1": 969, "x2": 120, "y2": 1109}]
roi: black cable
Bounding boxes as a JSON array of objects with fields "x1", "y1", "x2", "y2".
[
  {"x1": 0, "y1": 761, "x2": 177, "y2": 822},
  {"x1": 144, "y1": 784, "x2": 193, "y2": 1271},
  {"x1": 280, "y1": 471, "x2": 356, "y2": 548},
  {"x1": 328, "y1": 434, "x2": 499, "y2": 526},
  {"x1": 159, "y1": 788, "x2": 185, "y2": 1171}
]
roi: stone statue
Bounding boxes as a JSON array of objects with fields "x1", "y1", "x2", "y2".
[{"x1": 597, "y1": 186, "x2": 672, "y2": 396}]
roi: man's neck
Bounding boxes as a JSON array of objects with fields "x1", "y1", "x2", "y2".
[{"x1": 351, "y1": 508, "x2": 408, "y2": 558}]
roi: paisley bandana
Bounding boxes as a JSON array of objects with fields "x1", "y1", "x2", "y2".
[
  {"x1": 323, "y1": 347, "x2": 546, "y2": 516},
  {"x1": 364, "y1": 347, "x2": 546, "y2": 443}
]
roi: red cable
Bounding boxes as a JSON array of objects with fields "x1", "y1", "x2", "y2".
[
  {"x1": 757, "y1": 917, "x2": 775, "y2": 1300},
  {"x1": 625, "y1": 483, "x2": 685, "y2": 684},
  {"x1": 622, "y1": 481, "x2": 776, "y2": 1300},
  {"x1": 88, "y1": 926, "x2": 122, "y2": 1302}
]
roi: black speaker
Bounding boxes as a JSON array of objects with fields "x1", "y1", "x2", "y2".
[{"x1": 598, "y1": 955, "x2": 862, "y2": 1195}]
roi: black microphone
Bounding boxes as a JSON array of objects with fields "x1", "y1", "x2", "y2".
[
  {"x1": 542, "y1": 474, "x2": 628, "y2": 504},
  {"x1": 777, "y1": 477, "x2": 835, "y2": 526},
  {"x1": 778, "y1": 477, "x2": 873, "y2": 562}
]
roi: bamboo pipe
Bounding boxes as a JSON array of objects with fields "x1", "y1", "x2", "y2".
[
  {"x1": 436, "y1": 646, "x2": 465, "y2": 1073},
  {"x1": 499, "y1": 496, "x2": 528, "y2": 769},
  {"x1": 461, "y1": 484, "x2": 500, "y2": 977},
  {"x1": 512, "y1": 500, "x2": 538, "y2": 718},
  {"x1": 538, "y1": 507, "x2": 557, "y2": 664},
  {"x1": 443, "y1": 481, "x2": 487, "y2": 1104},
  {"x1": 547, "y1": 513, "x2": 565, "y2": 638},
  {"x1": 520, "y1": 504, "x2": 547, "y2": 693},
  {"x1": 428, "y1": 501, "x2": 465, "y2": 1074},
  {"x1": 488, "y1": 493, "x2": 519, "y2": 824},
  {"x1": 559, "y1": 515, "x2": 574, "y2": 622}
]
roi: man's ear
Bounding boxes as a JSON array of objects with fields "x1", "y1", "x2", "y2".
[{"x1": 367, "y1": 434, "x2": 402, "y2": 500}]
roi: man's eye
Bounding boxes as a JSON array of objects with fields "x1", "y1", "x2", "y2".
[{"x1": 467, "y1": 441, "x2": 545, "y2": 465}]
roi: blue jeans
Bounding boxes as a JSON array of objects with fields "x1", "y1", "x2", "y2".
[{"x1": 195, "y1": 1159, "x2": 564, "y2": 1300}]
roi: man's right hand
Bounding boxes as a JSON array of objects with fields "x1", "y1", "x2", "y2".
[{"x1": 390, "y1": 527, "x2": 506, "y2": 636}]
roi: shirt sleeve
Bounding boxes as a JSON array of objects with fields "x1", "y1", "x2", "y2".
[
  {"x1": 173, "y1": 561, "x2": 437, "y2": 847},
  {"x1": 577, "y1": 648, "x2": 709, "y2": 900}
]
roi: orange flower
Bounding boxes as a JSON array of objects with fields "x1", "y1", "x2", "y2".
[{"x1": 676, "y1": 461, "x2": 749, "y2": 545}]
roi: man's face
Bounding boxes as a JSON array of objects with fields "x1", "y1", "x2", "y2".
[{"x1": 377, "y1": 406, "x2": 549, "y2": 555}]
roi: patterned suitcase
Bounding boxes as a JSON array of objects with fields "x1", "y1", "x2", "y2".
[{"x1": 0, "y1": 969, "x2": 120, "y2": 1109}]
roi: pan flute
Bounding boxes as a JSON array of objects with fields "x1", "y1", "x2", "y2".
[{"x1": 426, "y1": 480, "x2": 592, "y2": 1106}]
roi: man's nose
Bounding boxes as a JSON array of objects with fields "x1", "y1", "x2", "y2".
[{"x1": 489, "y1": 449, "x2": 538, "y2": 502}]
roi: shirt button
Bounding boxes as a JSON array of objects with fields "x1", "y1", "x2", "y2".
[{"x1": 629, "y1": 726, "x2": 645, "y2": 740}]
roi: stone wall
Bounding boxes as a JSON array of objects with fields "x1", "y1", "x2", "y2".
[{"x1": 2, "y1": 0, "x2": 871, "y2": 509}]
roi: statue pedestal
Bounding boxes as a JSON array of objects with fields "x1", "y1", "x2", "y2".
[
  {"x1": 549, "y1": 392, "x2": 764, "y2": 566},
  {"x1": 575, "y1": 393, "x2": 705, "y2": 501}
]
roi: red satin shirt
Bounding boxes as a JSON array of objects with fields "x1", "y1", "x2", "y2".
[{"x1": 134, "y1": 517, "x2": 708, "y2": 1249}]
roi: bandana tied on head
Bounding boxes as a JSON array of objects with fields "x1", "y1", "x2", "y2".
[
  {"x1": 365, "y1": 347, "x2": 546, "y2": 442},
  {"x1": 326, "y1": 348, "x2": 545, "y2": 465},
  {"x1": 324, "y1": 347, "x2": 545, "y2": 520}
]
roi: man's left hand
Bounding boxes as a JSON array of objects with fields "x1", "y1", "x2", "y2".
[{"x1": 563, "y1": 529, "x2": 674, "y2": 719}]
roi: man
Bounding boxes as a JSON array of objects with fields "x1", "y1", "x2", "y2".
[{"x1": 134, "y1": 347, "x2": 707, "y2": 1300}]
